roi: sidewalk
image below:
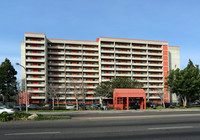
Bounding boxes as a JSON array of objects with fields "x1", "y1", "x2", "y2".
[{"x1": 31, "y1": 109, "x2": 200, "y2": 115}]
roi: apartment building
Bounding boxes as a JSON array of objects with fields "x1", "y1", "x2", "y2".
[{"x1": 21, "y1": 32, "x2": 180, "y2": 105}]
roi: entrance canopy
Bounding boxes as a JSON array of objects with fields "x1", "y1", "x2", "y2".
[{"x1": 113, "y1": 89, "x2": 146, "y2": 110}]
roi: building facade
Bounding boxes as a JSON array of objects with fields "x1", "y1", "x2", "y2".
[{"x1": 21, "y1": 32, "x2": 180, "y2": 105}]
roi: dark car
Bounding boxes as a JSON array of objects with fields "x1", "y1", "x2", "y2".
[
  {"x1": 89, "y1": 103, "x2": 100, "y2": 109},
  {"x1": 28, "y1": 104, "x2": 39, "y2": 110},
  {"x1": 13, "y1": 104, "x2": 26, "y2": 110}
]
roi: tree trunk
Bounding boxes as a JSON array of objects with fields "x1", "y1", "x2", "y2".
[
  {"x1": 65, "y1": 94, "x2": 67, "y2": 107},
  {"x1": 52, "y1": 97, "x2": 55, "y2": 110},
  {"x1": 99, "y1": 97, "x2": 103, "y2": 108},
  {"x1": 75, "y1": 95, "x2": 79, "y2": 111},
  {"x1": 182, "y1": 96, "x2": 187, "y2": 107}
]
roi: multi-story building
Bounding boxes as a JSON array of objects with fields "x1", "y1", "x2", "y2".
[{"x1": 21, "y1": 32, "x2": 180, "y2": 105}]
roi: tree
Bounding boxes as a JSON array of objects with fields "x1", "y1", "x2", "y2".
[
  {"x1": 155, "y1": 89, "x2": 167, "y2": 108},
  {"x1": 47, "y1": 83, "x2": 59, "y2": 110},
  {"x1": 0, "y1": 58, "x2": 18, "y2": 102},
  {"x1": 165, "y1": 59, "x2": 200, "y2": 107},
  {"x1": 94, "y1": 78, "x2": 143, "y2": 107}
]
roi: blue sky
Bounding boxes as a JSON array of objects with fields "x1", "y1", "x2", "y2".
[{"x1": 0, "y1": 0, "x2": 200, "y2": 80}]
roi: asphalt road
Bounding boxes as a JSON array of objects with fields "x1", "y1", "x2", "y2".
[{"x1": 1, "y1": 111, "x2": 200, "y2": 140}]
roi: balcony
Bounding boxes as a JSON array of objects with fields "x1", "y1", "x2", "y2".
[
  {"x1": 65, "y1": 63, "x2": 82, "y2": 66},
  {"x1": 26, "y1": 59, "x2": 45, "y2": 62},
  {"x1": 148, "y1": 47, "x2": 162, "y2": 51},
  {"x1": 132, "y1": 46, "x2": 147, "y2": 50},
  {"x1": 48, "y1": 63, "x2": 65, "y2": 66},
  {"x1": 48, "y1": 57, "x2": 65, "y2": 60},
  {"x1": 26, "y1": 46, "x2": 45, "y2": 50},
  {"x1": 148, "y1": 58, "x2": 163, "y2": 61},
  {"x1": 115, "y1": 51, "x2": 131, "y2": 54},
  {"x1": 27, "y1": 77, "x2": 45, "y2": 81},
  {"x1": 148, "y1": 74, "x2": 163, "y2": 77},
  {"x1": 116, "y1": 73, "x2": 131, "y2": 77},
  {"x1": 101, "y1": 73, "x2": 115, "y2": 76},
  {"x1": 101, "y1": 44, "x2": 114, "y2": 48},
  {"x1": 101, "y1": 50, "x2": 114, "y2": 53},
  {"x1": 26, "y1": 40, "x2": 45, "y2": 44},
  {"x1": 116, "y1": 68, "x2": 131, "y2": 71},
  {"x1": 132, "y1": 51, "x2": 147, "y2": 55},
  {"x1": 65, "y1": 46, "x2": 82, "y2": 50},
  {"x1": 115, "y1": 57, "x2": 131, "y2": 60},
  {"x1": 83, "y1": 58, "x2": 98, "y2": 62},
  {"x1": 116, "y1": 62, "x2": 131, "y2": 65},
  {"x1": 83, "y1": 47, "x2": 98, "y2": 51},
  {"x1": 132, "y1": 63, "x2": 147, "y2": 66},
  {"x1": 132, "y1": 74, "x2": 148, "y2": 77},
  {"x1": 48, "y1": 46, "x2": 64, "y2": 49},
  {"x1": 26, "y1": 65, "x2": 45, "y2": 69},
  {"x1": 83, "y1": 75, "x2": 99, "y2": 78},
  {"x1": 27, "y1": 84, "x2": 45, "y2": 87},
  {"x1": 115, "y1": 45, "x2": 131, "y2": 49},
  {"x1": 132, "y1": 57, "x2": 147, "y2": 61},
  {"x1": 28, "y1": 90, "x2": 45, "y2": 93},
  {"x1": 148, "y1": 69, "x2": 163, "y2": 72},
  {"x1": 83, "y1": 52, "x2": 98, "y2": 56},
  {"x1": 27, "y1": 71, "x2": 45, "y2": 75},
  {"x1": 65, "y1": 69, "x2": 82, "y2": 72},
  {"x1": 65, "y1": 52, "x2": 82, "y2": 55},
  {"x1": 66, "y1": 57, "x2": 82, "y2": 61},
  {"x1": 148, "y1": 80, "x2": 163, "y2": 83},
  {"x1": 148, "y1": 52, "x2": 162, "y2": 56},
  {"x1": 48, "y1": 51, "x2": 65, "y2": 55},
  {"x1": 83, "y1": 69, "x2": 99, "y2": 72},
  {"x1": 101, "y1": 61, "x2": 115, "y2": 65},
  {"x1": 132, "y1": 68, "x2": 148, "y2": 71},
  {"x1": 26, "y1": 52, "x2": 45, "y2": 56},
  {"x1": 148, "y1": 63, "x2": 163, "y2": 67},
  {"x1": 31, "y1": 96, "x2": 46, "y2": 99}
]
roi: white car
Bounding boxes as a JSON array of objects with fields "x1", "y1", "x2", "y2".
[
  {"x1": 66, "y1": 104, "x2": 76, "y2": 110},
  {"x1": 0, "y1": 107, "x2": 16, "y2": 114}
]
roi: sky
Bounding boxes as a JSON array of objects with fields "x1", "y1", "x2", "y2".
[{"x1": 0, "y1": 0, "x2": 200, "y2": 80}]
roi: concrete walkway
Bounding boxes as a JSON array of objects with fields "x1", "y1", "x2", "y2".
[{"x1": 31, "y1": 109, "x2": 200, "y2": 115}]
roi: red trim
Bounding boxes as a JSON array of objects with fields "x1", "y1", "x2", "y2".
[{"x1": 100, "y1": 37, "x2": 168, "y2": 43}]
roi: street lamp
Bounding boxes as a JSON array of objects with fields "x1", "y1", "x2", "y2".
[{"x1": 16, "y1": 63, "x2": 28, "y2": 113}]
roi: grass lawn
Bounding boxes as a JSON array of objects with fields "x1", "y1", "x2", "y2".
[{"x1": 34, "y1": 115, "x2": 71, "y2": 120}]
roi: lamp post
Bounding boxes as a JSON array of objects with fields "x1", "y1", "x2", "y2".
[{"x1": 16, "y1": 63, "x2": 28, "y2": 113}]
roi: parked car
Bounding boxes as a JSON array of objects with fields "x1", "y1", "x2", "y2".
[
  {"x1": 28, "y1": 104, "x2": 39, "y2": 110},
  {"x1": 89, "y1": 103, "x2": 100, "y2": 109},
  {"x1": 66, "y1": 104, "x2": 76, "y2": 110},
  {"x1": 102, "y1": 103, "x2": 108, "y2": 110},
  {"x1": 0, "y1": 105, "x2": 10, "y2": 109},
  {"x1": 0, "y1": 107, "x2": 16, "y2": 114},
  {"x1": 13, "y1": 104, "x2": 26, "y2": 110}
]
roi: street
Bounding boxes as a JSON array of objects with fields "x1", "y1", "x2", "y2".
[{"x1": 1, "y1": 111, "x2": 200, "y2": 140}]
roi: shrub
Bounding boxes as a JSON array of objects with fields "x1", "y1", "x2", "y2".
[{"x1": 156, "y1": 106, "x2": 164, "y2": 109}]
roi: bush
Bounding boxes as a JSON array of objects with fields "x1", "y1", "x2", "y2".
[
  {"x1": 156, "y1": 106, "x2": 164, "y2": 109},
  {"x1": 107, "y1": 107, "x2": 114, "y2": 110},
  {"x1": 0, "y1": 113, "x2": 10, "y2": 122},
  {"x1": 0, "y1": 112, "x2": 30, "y2": 122}
]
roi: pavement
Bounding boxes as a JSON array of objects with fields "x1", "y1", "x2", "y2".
[
  {"x1": 31, "y1": 108, "x2": 200, "y2": 116},
  {"x1": 1, "y1": 111, "x2": 200, "y2": 140}
]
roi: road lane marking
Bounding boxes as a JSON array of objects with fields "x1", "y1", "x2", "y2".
[
  {"x1": 5, "y1": 132, "x2": 61, "y2": 136},
  {"x1": 148, "y1": 126, "x2": 193, "y2": 130}
]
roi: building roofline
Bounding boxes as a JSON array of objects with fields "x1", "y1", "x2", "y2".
[
  {"x1": 25, "y1": 32, "x2": 45, "y2": 35},
  {"x1": 169, "y1": 46, "x2": 180, "y2": 47},
  {"x1": 100, "y1": 37, "x2": 168, "y2": 43}
]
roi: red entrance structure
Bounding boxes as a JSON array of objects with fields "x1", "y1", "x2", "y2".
[{"x1": 113, "y1": 89, "x2": 146, "y2": 110}]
